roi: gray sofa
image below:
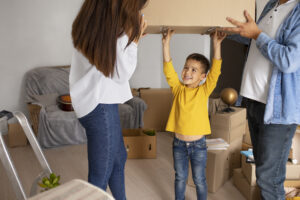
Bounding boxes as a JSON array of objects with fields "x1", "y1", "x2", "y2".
[{"x1": 24, "y1": 66, "x2": 147, "y2": 148}]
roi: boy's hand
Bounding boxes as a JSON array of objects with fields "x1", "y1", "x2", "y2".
[
  {"x1": 162, "y1": 29, "x2": 174, "y2": 62},
  {"x1": 211, "y1": 30, "x2": 226, "y2": 60},
  {"x1": 211, "y1": 30, "x2": 226, "y2": 48},
  {"x1": 162, "y1": 29, "x2": 175, "y2": 45}
]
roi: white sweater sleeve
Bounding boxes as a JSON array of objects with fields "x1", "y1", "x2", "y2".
[{"x1": 111, "y1": 34, "x2": 138, "y2": 83}]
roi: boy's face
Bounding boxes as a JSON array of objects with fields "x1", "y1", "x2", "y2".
[{"x1": 181, "y1": 59, "x2": 206, "y2": 88}]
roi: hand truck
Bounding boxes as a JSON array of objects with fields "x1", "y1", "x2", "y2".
[{"x1": 0, "y1": 110, "x2": 52, "y2": 200}]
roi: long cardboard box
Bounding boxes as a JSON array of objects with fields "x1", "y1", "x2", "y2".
[
  {"x1": 142, "y1": 0, "x2": 255, "y2": 34},
  {"x1": 122, "y1": 129, "x2": 156, "y2": 159}
]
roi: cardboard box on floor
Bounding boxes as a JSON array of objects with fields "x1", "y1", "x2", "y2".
[
  {"x1": 140, "y1": 88, "x2": 173, "y2": 131},
  {"x1": 241, "y1": 155, "x2": 300, "y2": 186},
  {"x1": 122, "y1": 129, "x2": 156, "y2": 159},
  {"x1": 142, "y1": 0, "x2": 255, "y2": 34},
  {"x1": 210, "y1": 107, "x2": 247, "y2": 143},
  {"x1": 233, "y1": 168, "x2": 261, "y2": 200},
  {"x1": 3, "y1": 122, "x2": 27, "y2": 148},
  {"x1": 187, "y1": 136, "x2": 243, "y2": 192}
]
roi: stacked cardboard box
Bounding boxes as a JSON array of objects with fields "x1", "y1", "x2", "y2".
[
  {"x1": 122, "y1": 129, "x2": 156, "y2": 159},
  {"x1": 235, "y1": 155, "x2": 300, "y2": 200},
  {"x1": 209, "y1": 107, "x2": 246, "y2": 176},
  {"x1": 187, "y1": 137, "x2": 243, "y2": 192},
  {"x1": 209, "y1": 107, "x2": 247, "y2": 143},
  {"x1": 187, "y1": 106, "x2": 246, "y2": 193},
  {"x1": 141, "y1": 0, "x2": 255, "y2": 34}
]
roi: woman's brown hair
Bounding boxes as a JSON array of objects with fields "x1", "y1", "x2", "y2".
[{"x1": 72, "y1": 0, "x2": 148, "y2": 77}]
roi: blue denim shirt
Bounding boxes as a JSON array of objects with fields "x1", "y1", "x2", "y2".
[{"x1": 234, "y1": 0, "x2": 300, "y2": 124}]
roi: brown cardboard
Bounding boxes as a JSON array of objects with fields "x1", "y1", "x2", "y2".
[
  {"x1": 243, "y1": 120, "x2": 252, "y2": 145},
  {"x1": 228, "y1": 137, "x2": 243, "y2": 176},
  {"x1": 187, "y1": 136, "x2": 243, "y2": 192},
  {"x1": 210, "y1": 107, "x2": 247, "y2": 131},
  {"x1": 122, "y1": 129, "x2": 156, "y2": 159},
  {"x1": 241, "y1": 155, "x2": 256, "y2": 186},
  {"x1": 5, "y1": 123, "x2": 27, "y2": 147},
  {"x1": 187, "y1": 149, "x2": 230, "y2": 193},
  {"x1": 142, "y1": 0, "x2": 255, "y2": 34},
  {"x1": 241, "y1": 155, "x2": 300, "y2": 186},
  {"x1": 211, "y1": 122, "x2": 246, "y2": 144},
  {"x1": 140, "y1": 88, "x2": 173, "y2": 131},
  {"x1": 242, "y1": 142, "x2": 252, "y2": 151},
  {"x1": 284, "y1": 180, "x2": 300, "y2": 188},
  {"x1": 233, "y1": 168, "x2": 261, "y2": 200}
]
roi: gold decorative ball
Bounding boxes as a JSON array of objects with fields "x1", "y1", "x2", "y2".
[{"x1": 220, "y1": 88, "x2": 238, "y2": 106}]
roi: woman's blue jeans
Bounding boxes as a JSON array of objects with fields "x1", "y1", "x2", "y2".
[
  {"x1": 79, "y1": 104, "x2": 127, "y2": 200},
  {"x1": 244, "y1": 98, "x2": 297, "y2": 200},
  {"x1": 173, "y1": 136, "x2": 207, "y2": 200}
]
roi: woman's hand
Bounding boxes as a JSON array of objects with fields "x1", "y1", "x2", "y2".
[{"x1": 222, "y1": 10, "x2": 262, "y2": 40}]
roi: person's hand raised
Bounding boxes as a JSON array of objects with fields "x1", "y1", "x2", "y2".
[
  {"x1": 222, "y1": 10, "x2": 262, "y2": 40},
  {"x1": 162, "y1": 29, "x2": 175, "y2": 45}
]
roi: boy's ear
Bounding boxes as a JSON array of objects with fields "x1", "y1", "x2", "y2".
[{"x1": 200, "y1": 73, "x2": 207, "y2": 80}]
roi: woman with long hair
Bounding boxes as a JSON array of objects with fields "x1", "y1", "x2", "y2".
[{"x1": 69, "y1": 0, "x2": 148, "y2": 199}]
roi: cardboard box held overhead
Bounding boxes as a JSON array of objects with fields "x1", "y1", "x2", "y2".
[{"x1": 142, "y1": 0, "x2": 255, "y2": 34}]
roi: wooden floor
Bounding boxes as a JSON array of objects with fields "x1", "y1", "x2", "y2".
[{"x1": 0, "y1": 132, "x2": 246, "y2": 200}]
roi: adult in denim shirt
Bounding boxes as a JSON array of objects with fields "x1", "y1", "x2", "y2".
[{"x1": 223, "y1": 0, "x2": 300, "y2": 199}]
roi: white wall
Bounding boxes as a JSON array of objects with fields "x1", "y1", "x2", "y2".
[
  {"x1": 0, "y1": 0, "x2": 83, "y2": 113},
  {"x1": 0, "y1": 0, "x2": 210, "y2": 114}
]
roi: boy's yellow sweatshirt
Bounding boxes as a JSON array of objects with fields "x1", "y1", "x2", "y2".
[{"x1": 163, "y1": 59, "x2": 222, "y2": 136}]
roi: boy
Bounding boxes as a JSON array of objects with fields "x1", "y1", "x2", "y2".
[{"x1": 162, "y1": 29, "x2": 226, "y2": 200}]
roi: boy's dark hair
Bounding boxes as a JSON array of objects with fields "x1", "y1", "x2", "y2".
[{"x1": 186, "y1": 53, "x2": 210, "y2": 74}]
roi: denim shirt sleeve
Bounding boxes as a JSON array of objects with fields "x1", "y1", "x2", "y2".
[{"x1": 255, "y1": 22, "x2": 300, "y2": 73}]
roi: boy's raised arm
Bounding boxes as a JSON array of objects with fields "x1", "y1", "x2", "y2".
[
  {"x1": 202, "y1": 31, "x2": 226, "y2": 96},
  {"x1": 162, "y1": 29, "x2": 180, "y2": 88}
]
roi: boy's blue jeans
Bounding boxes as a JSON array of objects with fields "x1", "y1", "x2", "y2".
[
  {"x1": 244, "y1": 98, "x2": 297, "y2": 200},
  {"x1": 173, "y1": 136, "x2": 207, "y2": 200},
  {"x1": 79, "y1": 104, "x2": 127, "y2": 200}
]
